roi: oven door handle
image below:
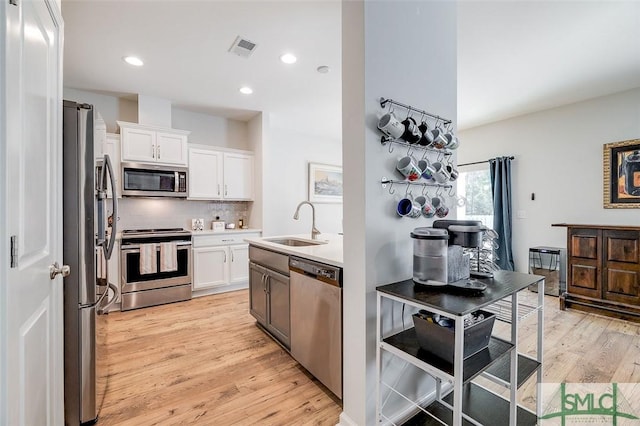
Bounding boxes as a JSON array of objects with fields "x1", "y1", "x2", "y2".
[{"x1": 120, "y1": 242, "x2": 192, "y2": 251}]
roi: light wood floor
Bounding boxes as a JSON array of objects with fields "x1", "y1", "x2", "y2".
[
  {"x1": 98, "y1": 290, "x2": 640, "y2": 425},
  {"x1": 97, "y1": 290, "x2": 341, "y2": 426}
]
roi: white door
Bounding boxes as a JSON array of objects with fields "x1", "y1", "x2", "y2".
[
  {"x1": 223, "y1": 152, "x2": 254, "y2": 200},
  {"x1": 188, "y1": 148, "x2": 223, "y2": 199},
  {"x1": 104, "y1": 134, "x2": 121, "y2": 198},
  {"x1": 229, "y1": 244, "x2": 250, "y2": 284},
  {"x1": 156, "y1": 131, "x2": 187, "y2": 165},
  {"x1": 192, "y1": 247, "x2": 229, "y2": 290},
  {"x1": 121, "y1": 127, "x2": 156, "y2": 162},
  {"x1": 3, "y1": 0, "x2": 64, "y2": 425}
]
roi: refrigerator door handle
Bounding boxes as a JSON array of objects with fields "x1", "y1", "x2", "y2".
[
  {"x1": 97, "y1": 282, "x2": 119, "y2": 315},
  {"x1": 101, "y1": 154, "x2": 118, "y2": 260}
]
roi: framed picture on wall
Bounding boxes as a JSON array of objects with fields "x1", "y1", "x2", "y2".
[
  {"x1": 308, "y1": 162, "x2": 343, "y2": 203},
  {"x1": 603, "y1": 138, "x2": 640, "y2": 208}
]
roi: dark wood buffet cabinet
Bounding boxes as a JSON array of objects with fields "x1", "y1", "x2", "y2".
[{"x1": 553, "y1": 224, "x2": 640, "y2": 320}]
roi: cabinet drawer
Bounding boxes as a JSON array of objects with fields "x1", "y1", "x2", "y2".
[
  {"x1": 249, "y1": 245, "x2": 289, "y2": 275},
  {"x1": 193, "y1": 232, "x2": 260, "y2": 247}
]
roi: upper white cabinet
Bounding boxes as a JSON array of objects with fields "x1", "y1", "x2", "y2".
[
  {"x1": 188, "y1": 147, "x2": 254, "y2": 200},
  {"x1": 188, "y1": 148, "x2": 223, "y2": 199},
  {"x1": 117, "y1": 121, "x2": 189, "y2": 166},
  {"x1": 94, "y1": 118, "x2": 121, "y2": 198},
  {"x1": 223, "y1": 152, "x2": 254, "y2": 200}
]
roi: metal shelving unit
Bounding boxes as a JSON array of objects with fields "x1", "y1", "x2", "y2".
[{"x1": 376, "y1": 272, "x2": 545, "y2": 426}]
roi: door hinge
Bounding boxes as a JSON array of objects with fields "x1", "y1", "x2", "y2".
[
  {"x1": 10, "y1": 235, "x2": 17, "y2": 268},
  {"x1": 9, "y1": 0, "x2": 18, "y2": 6}
]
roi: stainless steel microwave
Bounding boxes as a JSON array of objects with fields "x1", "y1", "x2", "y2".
[{"x1": 121, "y1": 162, "x2": 188, "y2": 197}]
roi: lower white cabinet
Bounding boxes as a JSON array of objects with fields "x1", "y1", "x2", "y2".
[
  {"x1": 193, "y1": 246, "x2": 230, "y2": 290},
  {"x1": 229, "y1": 245, "x2": 249, "y2": 283},
  {"x1": 192, "y1": 232, "x2": 260, "y2": 293}
]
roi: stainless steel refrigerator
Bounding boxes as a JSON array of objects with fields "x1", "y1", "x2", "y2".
[{"x1": 62, "y1": 100, "x2": 119, "y2": 425}]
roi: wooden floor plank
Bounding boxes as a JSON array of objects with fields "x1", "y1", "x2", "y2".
[
  {"x1": 98, "y1": 289, "x2": 640, "y2": 424},
  {"x1": 97, "y1": 290, "x2": 341, "y2": 425}
]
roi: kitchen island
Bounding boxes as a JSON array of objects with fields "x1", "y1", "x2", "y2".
[
  {"x1": 245, "y1": 233, "x2": 344, "y2": 399},
  {"x1": 244, "y1": 233, "x2": 343, "y2": 267}
]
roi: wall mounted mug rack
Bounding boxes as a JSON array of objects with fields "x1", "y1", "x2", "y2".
[
  {"x1": 381, "y1": 177, "x2": 453, "y2": 196},
  {"x1": 380, "y1": 135, "x2": 453, "y2": 155},
  {"x1": 379, "y1": 98, "x2": 452, "y2": 126}
]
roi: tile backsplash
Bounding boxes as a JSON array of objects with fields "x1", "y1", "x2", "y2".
[{"x1": 113, "y1": 198, "x2": 250, "y2": 231}]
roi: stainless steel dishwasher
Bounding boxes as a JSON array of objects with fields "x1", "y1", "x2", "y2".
[{"x1": 289, "y1": 256, "x2": 342, "y2": 399}]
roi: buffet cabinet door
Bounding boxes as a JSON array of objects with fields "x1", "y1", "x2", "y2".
[
  {"x1": 602, "y1": 230, "x2": 640, "y2": 305},
  {"x1": 567, "y1": 228, "x2": 601, "y2": 299}
]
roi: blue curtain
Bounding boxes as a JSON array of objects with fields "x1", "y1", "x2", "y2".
[{"x1": 489, "y1": 157, "x2": 514, "y2": 271}]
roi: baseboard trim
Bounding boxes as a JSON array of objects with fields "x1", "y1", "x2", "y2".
[
  {"x1": 337, "y1": 411, "x2": 358, "y2": 426},
  {"x1": 192, "y1": 282, "x2": 248, "y2": 298}
]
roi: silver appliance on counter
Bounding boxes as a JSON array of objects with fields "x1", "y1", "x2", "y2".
[
  {"x1": 120, "y1": 228, "x2": 192, "y2": 311},
  {"x1": 121, "y1": 162, "x2": 188, "y2": 198},
  {"x1": 63, "y1": 100, "x2": 119, "y2": 425},
  {"x1": 289, "y1": 256, "x2": 342, "y2": 399}
]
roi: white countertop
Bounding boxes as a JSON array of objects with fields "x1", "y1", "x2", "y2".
[
  {"x1": 191, "y1": 228, "x2": 261, "y2": 236},
  {"x1": 244, "y1": 233, "x2": 343, "y2": 267}
]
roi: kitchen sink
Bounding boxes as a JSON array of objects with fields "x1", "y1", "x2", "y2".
[{"x1": 264, "y1": 238, "x2": 327, "y2": 247}]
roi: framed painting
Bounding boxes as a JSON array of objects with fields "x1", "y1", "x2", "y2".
[
  {"x1": 308, "y1": 162, "x2": 343, "y2": 203},
  {"x1": 603, "y1": 139, "x2": 640, "y2": 208}
]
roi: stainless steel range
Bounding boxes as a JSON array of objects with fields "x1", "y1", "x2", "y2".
[{"x1": 120, "y1": 228, "x2": 192, "y2": 311}]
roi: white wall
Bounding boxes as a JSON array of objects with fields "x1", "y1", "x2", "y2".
[
  {"x1": 172, "y1": 108, "x2": 249, "y2": 149},
  {"x1": 261, "y1": 123, "x2": 343, "y2": 237},
  {"x1": 458, "y1": 88, "x2": 640, "y2": 273},
  {"x1": 341, "y1": 1, "x2": 457, "y2": 424},
  {"x1": 64, "y1": 88, "x2": 137, "y2": 133}
]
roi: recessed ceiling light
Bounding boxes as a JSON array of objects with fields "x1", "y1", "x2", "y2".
[
  {"x1": 316, "y1": 65, "x2": 330, "y2": 74},
  {"x1": 239, "y1": 86, "x2": 253, "y2": 95},
  {"x1": 123, "y1": 56, "x2": 144, "y2": 67},
  {"x1": 280, "y1": 53, "x2": 297, "y2": 64}
]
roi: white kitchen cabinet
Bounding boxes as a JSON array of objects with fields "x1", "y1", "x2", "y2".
[
  {"x1": 104, "y1": 134, "x2": 121, "y2": 198},
  {"x1": 187, "y1": 147, "x2": 253, "y2": 200},
  {"x1": 118, "y1": 121, "x2": 189, "y2": 166},
  {"x1": 223, "y1": 152, "x2": 254, "y2": 200},
  {"x1": 188, "y1": 148, "x2": 223, "y2": 199},
  {"x1": 193, "y1": 246, "x2": 229, "y2": 290},
  {"x1": 229, "y1": 244, "x2": 250, "y2": 283},
  {"x1": 94, "y1": 126, "x2": 122, "y2": 198},
  {"x1": 191, "y1": 231, "x2": 260, "y2": 295}
]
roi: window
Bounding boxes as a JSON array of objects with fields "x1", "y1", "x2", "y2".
[{"x1": 456, "y1": 166, "x2": 493, "y2": 227}]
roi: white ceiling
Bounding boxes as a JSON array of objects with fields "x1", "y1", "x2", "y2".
[
  {"x1": 62, "y1": 1, "x2": 640, "y2": 133},
  {"x1": 457, "y1": 1, "x2": 640, "y2": 130}
]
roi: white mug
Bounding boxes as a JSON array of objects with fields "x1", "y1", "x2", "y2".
[
  {"x1": 431, "y1": 196, "x2": 450, "y2": 218},
  {"x1": 397, "y1": 156, "x2": 422, "y2": 181},
  {"x1": 415, "y1": 195, "x2": 436, "y2": 218},
  {"x1": 431, "y1": 161, "x2": 450, "y2": 184},
  {"x1": 378, "y1": 113, "x2": 404, "y2": 139},
  {"x1": 445, "y1": 132, "x2": 460, "y2": 150},
  {"x1": 431, "y1": 128, "x2": 448, "y2": 149}
]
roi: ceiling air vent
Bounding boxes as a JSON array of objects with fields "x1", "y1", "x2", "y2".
[{"x1": 229, "y1": 36, "x2": 257, "y2": 58}]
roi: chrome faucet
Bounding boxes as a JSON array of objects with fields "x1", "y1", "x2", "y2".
[{"x1": 293, "y1": 201, "x2": 321, "y2": 240}]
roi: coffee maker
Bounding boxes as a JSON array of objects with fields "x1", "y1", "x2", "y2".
[
  {"x1": 433, "y1": 220, "x2": 494, "y2": 279},
  {"x1": 412, "y1": 220, "x2": 490, "y2": 292}
]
